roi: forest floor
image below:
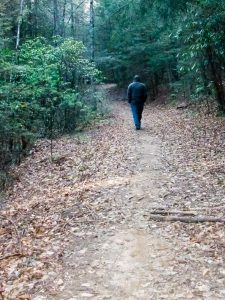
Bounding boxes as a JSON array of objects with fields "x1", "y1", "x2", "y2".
[{"x1": 1, "y1": 85, "x2": 225, "y2": 299}]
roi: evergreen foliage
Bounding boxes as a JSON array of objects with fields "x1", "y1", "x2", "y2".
[
  {"x1": 0, "y1": 0, "x2": 101, "y2": 182},
  {"x1": 0, "y1": 0, "x2": 225, "y2": 183},
  {"x1": 0, "y1": 38, "x2": 100, "y2": 172},
  {"x1": 95, "y1": 0, "x2": 225, "y2": 106}
]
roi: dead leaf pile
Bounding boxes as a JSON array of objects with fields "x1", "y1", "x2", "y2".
[
  {"x1": 1, "y1": 86, "x2": 225, "y2": 299},
  {"x1": 0, "y1": 102, "x2": 134, "y2": 299},
  {"x1": 144, "y1": 102, "x2": 225, "y2": 284}
]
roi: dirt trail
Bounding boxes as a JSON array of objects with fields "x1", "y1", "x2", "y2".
[
  {"x1": 31, "y1": 86, "x2": 224, "y2": 300},
  {"x1": 50, "y1": 126, "x2": 175, "y2": 300},
  {"x1": 10, "y1": 85, "x2": 220, "y2": 300},
  {"x1": 47, "y1": 108, "x2": 180, "y2": 300}
]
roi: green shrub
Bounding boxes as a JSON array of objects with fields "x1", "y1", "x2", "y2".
[{"x1": 0, "y1": 38, "x2": 102, "y2": 175}]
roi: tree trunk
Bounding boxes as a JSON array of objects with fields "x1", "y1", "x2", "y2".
[
  {"x1": 90, "y1": 0, "x2": 95, "y2": 61},
  {"x1": 27, "y1": 0, "x2": 33, "y2": 38},
  {"x1": 167, "y1": 62, "x2": 172, "y2": 86},
  {"x1": 33, "y1": 0, "x2": 38, "y2": 37},
  {"x1": 53, "y1": 0, "x2": 60, "y2": 36},
  {"x1": 16, "y1": 0, "x2": 25, "y2": 49},
  {"x1": 62, "y1": 0, "x2": 67, "y2": 37},
  {"x1": 70, "y1": 0, "x2": 75, "y2": 38},
  {"x1": 206, "y1": 45, "x2": 225, "y2": 111},
  {"x1": 200, "y1": 60, "x2": 211, "y2": 96}
]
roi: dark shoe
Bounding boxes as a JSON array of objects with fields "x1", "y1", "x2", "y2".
[{"x1": 136, "y1": 127, "x2": 141, "y2": 130}]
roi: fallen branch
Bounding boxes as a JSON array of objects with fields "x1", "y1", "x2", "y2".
[
  {"x1": 149, "y1": 205, "x2": 225, "y2": 212},
  {"x1": 149, "y1": 214, "x2": 225, "y2": 223},
  {"x1": 0, "y1": 253, "x2": 23, "y2": 261},
  {"x1": 150, "y1": 210, "x2": 197, "y2": 216}
]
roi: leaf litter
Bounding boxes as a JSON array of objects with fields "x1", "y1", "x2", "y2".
[
  {"x1": 1, "y1": 87, "x2": 225, "y2": 299},
  {"x1": 144, "y1": 102, "x2": 225, "y2": 298},
  {"x1": 0, "y1": 104, "x2": 134, "y2": 298}
]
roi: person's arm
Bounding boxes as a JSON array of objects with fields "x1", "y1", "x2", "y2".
[{"x1": 127, "y1": 84, "x2": 132, "y2": 103}]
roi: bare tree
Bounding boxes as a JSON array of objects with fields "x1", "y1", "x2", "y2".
[
  {"x1": 33, "y1": 0, "x2": 38, "y2": 37},
  {"x1": 62, "y1": 0, "x2": 67, "y2": 37},
  {"x1": 70, "y1": 0, "x2": 75, "y2": 38},
  {"x1": 53, "y1": 0, "x2": 60, "y2": 36},
  {"x1": 90, "y1": 0, "x2": 94, "y2": 60},
  {"x1": 16, "y1": 0, "x2": 25, "y2": 49}
]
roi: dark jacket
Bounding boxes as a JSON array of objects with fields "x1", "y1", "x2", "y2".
[{"x1": 127, "y1": 81, "x2": 147, "y2": 105}]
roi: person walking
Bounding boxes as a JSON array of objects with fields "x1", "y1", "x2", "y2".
[{"x1": 127, "y1": 75, "x2": 147, "y2": 130}]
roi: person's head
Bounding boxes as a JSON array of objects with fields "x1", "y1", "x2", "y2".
[{"x1": 133, "y1": 75, "x2": 141, "y2": 82}]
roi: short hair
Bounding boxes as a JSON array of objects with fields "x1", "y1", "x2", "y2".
[{"x1": 134, "y1": 75, "x2": 140, "y2": 82}]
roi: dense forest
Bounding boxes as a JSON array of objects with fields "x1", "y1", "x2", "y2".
[
  {"x1": 0, "y1": 0, "x2": 225, "y2": 183},
  {"x1": 95, "y1": 0, "x2": 225, "y2": 103},
  {"x1": 1, "y1": 1, "x2": 225, "y2": 298}
]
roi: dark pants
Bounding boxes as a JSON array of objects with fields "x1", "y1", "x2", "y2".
[{"x1": 130, "y1": 103, "x2": 144, "y2": 129}]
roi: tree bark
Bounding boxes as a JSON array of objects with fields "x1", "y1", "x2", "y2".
[
  {"x1": 53, "y1": 0, "x2": 60, "y2": 36},
  {"x1": 33, "y1": 0, "x2": 38, "y2": 37},
  {"x1": 27, "y1": 0, "x2": 33, "y2": 38},
  {"x1": 16, "y1": 0, "x2": 25, "y2": 49},
  {"x1": 70, "y1": 0, "x2": 75, "y2": 38},
  {"x1": 206, "y1": 45, "x2": 225, "y2": 111},
  {"x1": 90, "y1": 0, "x2": 95, "y2": 61},
  {"x1": 62, "y1": 0, "x2": 67, "y2": 37}
]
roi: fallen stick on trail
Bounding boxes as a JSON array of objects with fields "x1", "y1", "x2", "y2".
[
  {"x1": 0, "y1": 253, "x2": 23, "y2": 261},
  {"x1": 149, "y1": 205, "x2": 225, "y2": 212},
  {"x1": 149, "y1": 210, "x2": 197, "y2": 216},
  {"x1": 149, "y1": 214, "x2": 225, "y2": 223}
]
